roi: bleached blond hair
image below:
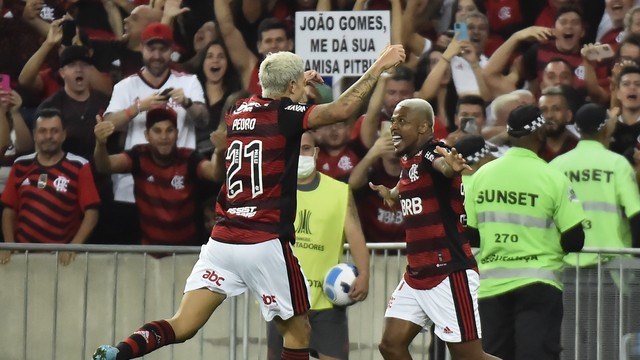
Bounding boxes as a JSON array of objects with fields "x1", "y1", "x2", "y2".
[
  {"x1": 259, "y1": 51, "x2": 305, "y2": 98},
  {"x1": 397, "y1": 98, "x2": 435, "y2": 130}
]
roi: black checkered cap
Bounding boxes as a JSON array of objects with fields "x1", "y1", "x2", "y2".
[
  {"x1": 453, "y1": 135, "x2": 496, "y2": 165},
  {"x1": 507, "y1": 105, "x2": 545, "y2": 138},
  {"x1": 574, "y1": 103, "x2": 607, "y2": 134}
]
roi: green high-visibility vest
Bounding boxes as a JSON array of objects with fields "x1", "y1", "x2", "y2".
[
  {"x1": 465, "y1": 147, "x2": 585, "y2": 298},
  {"x1": 550, "y1": 140, "x2": 640, "y2": 266}
]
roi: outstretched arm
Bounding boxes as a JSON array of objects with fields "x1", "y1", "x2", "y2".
[{"x1": 307, "y1": 44, "x2": 406, "y2": 128}]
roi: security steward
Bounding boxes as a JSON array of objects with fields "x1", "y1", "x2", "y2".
[
  {"x1": 464, "y1": 105, "x2": 585, "y2": 360},
  {"x1": 550, "y1": 103, "x2": 640, "y2": 360}
]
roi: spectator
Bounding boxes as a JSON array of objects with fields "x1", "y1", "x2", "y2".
[
  {"x1": 267, "y1": 131, "x2": 370, "y2": 360},
  {"x1": 551, "y1": 103, "x2": 640, "y2": 360},
  {"x1": 624, "y1": 5, "x2": 640, "y2": 36},
  {"x1": 538, "y1": 85, "x2": 578, "y2": 161},
  {"x1": 0, "y1": 108, "x2": 100, "y2": 266},
  {"x1": 315, "y1": 120, "x2": 365, "y2": 182},
  {"x1": 445, "y1": 94, "x2": 486, "y2": 145},
  {"x1": 465, "y1": 105, "x2": 585, "y2": 360},
  {"x1": 215, "y1": 0, "x2": 292, "y2": 95},
  {"x1": 94, "y1": 107, "x2": 219, "y2": 248},
  {"x1": 598, "y1": 0, "x2": 633, "y2": 49},
  {"x1": 91, "y1": 5, "x2": 162, "y2": 78},
  {"x1": 37, "y1": 46, "x2": 112, "y2": 162},
  {"x1": 103, "y1": 22, "x2": 208, "y2": 245},
  {"x1": 414, "y1": 47, "x2": 458, "y2": 132},
  {"x1": 18, "y1": 19, "x2": 113, "y2": 104},
  {"x1": 192, "y1": 40, "x2": 242, "y2": 157},
  {"x1": 450, "y1": 12, "x2": 491, "y2": 99},
  {"x1": 348, "y1": 129, "x2": 405, "y2": 247},
  {"x1": 610, "y1": 66, "x2": 640, "y2": 157},
  {"x1": 370, "y1": 98, "x2": 494, "y2": 360}
]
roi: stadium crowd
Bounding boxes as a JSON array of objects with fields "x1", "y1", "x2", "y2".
[{"x1": 2, "y1": 0, "x2": 640, "y2": 359}]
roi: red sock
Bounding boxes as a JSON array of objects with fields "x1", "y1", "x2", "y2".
[
  {"x1": 282, "y1": 347, "x2": 309, "y2": 360},
  {"x1": 115, "y1": 320, "x2": 176, "y2": 359}
]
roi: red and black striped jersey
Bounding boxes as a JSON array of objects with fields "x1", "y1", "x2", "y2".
[
  {"x1": 212, "y1": 96, "x2": 315, "y2": 245},
  {"x1": 399, "y1": 139, "x2": 476, "y2": 290},
  {"x1": 1, "y1": 152, "x2": 100, "y2": 244},
  {"x1": 125, "y1": 145, "x2": 205, "y2": 246}
]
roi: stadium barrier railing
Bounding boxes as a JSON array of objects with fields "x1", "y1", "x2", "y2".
[{"x1": 0, "y1": 243, "x2": 638, "y2": 360}]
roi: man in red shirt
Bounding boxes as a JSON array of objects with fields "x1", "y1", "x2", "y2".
[{"x1": 0, "y1": 108, "x2": 100, "y2": 266}]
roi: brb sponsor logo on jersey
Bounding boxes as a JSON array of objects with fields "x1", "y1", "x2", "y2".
[{"x1": 400, "y1": 197, "x2": 423, "y2": 216}]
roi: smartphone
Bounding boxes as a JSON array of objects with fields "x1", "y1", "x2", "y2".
[
  {"x1": 461, "y1": 117, "x2": 477, "y2": 134},
  {"x1": 583, "y1": 44, "x2": 615, "y2": 62},
  {"x1": 62, "y1": 20, "x2": 76, "y2": 46},
  {"x1": 454, "y1": 22, "x2": 468, "y2": 41},
  {"x1": 0, "y1": 74, "x2": 10, "y2": 92},
  {"x1": 159, "y1": 87, "x2": 174, "y2": 99}
]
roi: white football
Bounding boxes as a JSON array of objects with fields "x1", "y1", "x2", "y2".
[{"x1": 323, "y1": 263, "x2": 359, "y2": 306}]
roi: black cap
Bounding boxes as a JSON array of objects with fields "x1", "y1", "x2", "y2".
[
  {"x1": 146, "y1": 107, "x2": 177, "y2": 129},
  {"x1": 59, "y1": 45, "x2": 92, "y2": 68},
  {"x1": 507, "y1": 105, "x2": 545, "y2": 138},
  {"x1": 574, "y1": 103, "x2": 608, "y2": 134},
  {"x1": 453, "y1": 135, "x2": 498, "y2": 165}
]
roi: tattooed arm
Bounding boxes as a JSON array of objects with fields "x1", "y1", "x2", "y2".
[{"x1": 306, "y1": 45, "x2": 406, "y2": 129}]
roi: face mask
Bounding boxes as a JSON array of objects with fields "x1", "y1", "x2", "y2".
[{"x1": 297, "y1": 155, "x2": 316, "y2": 178}]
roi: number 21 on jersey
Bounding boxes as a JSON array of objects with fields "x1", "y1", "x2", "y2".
[{"x1": 226, "y1": 139, "x2": 264, "y2": 199}]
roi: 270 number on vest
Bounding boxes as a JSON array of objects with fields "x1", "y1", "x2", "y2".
[{"x1": 494, "y1": 233, "x2": 519, "y2": 243}]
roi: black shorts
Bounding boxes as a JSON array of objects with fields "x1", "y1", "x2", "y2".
[{"x1": 267, "y1": 306, "x2": 349, "y2": 359}]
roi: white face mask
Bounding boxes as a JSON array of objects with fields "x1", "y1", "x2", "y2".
[{"x1": 297, "y1": 155, "x2": 316, "y2": 178}]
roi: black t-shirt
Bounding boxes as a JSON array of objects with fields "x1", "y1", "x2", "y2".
[{"x1": 91, "y1": 40, "x2": 143, "y2": 78}]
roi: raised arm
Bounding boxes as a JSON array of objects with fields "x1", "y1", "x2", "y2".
[
  {"x1": 360, "y1": 73, "x2": 389, "y2": 149},
  {"x1": 7, "y1": 91, "x2": 33, "y2": 154},
  {"x1": 434, "y1": 145, "x2": 471, "y2": 178},
  {"x1": 93, "y1": 115, "x2": 131, "y2": 173},
  {"x1": 349, "y1": 133, "x2": 395, "y2": 190},
  {"x1": 344, "y1": 190, "x2": 369, "y2": 302},
  {"x1": 483, "y1": 26, "x2": 553, "y2": 96},
  {"x1": 214, "y1": 0, "x2": 258, "y2": 86},
  {"x1": 580, "y1": 43, "x2": 610, "y2": 105},
  {"x1": 417, "y1": 37, "x2": 460, "y2": 100},
  {"x1": 18, "y1": 18, "x2": 63, "y2": 93},
  {"x1": 21, "y1": 0, "x2": 51, "y2": 37},
  {"x1": 306, "y1": 44, "x2": 406, "y2": 128}
]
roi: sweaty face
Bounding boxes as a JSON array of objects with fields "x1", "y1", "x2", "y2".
[
  {"x1": 383, "y1": 80, "x2": 414, "y2": 114},
  {"x1": 34, "y1": 116, "x2": 66, "y2": 156},
  {"x1": 145, "y1": 120, "x2": 178, "y2": 159},
  {"x1": 257, "y1": 29, "x2": 292, "y2": 55},
  {"x1": 617, "y1": 73, "x2": 640, "y2": 111},
  {"x1": 143, "y1": 42, "x2": 172, "y2": 77},
  {"x1": 555, "y1": 11, "x2": 585, "y2": 52},
  {"x1": 541, "y1": 61, "x2": 574, "y2": 88},
  {"x1": 539, "y1": 94, "x2": 571, "y2": 137},
  {"x1": 60, "y1": 60, "x2": 90, "y2": 94},
  {"x1": 390, "y1": 105, "x2": 429, "y2": 156},
  {"x1": 203, "y1": 44, "x2": 229, "y2": 84}
]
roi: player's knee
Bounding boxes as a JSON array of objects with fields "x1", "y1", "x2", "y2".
[{"x1": 378, "y1": 338, "x2": 401, "y2": 359}]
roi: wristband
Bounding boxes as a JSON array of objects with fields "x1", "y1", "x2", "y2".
[{"x1": 124, "y1": 106, "x2": 134, "y2": 119}]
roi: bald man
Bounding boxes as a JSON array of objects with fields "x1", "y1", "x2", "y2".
[{"x1": 371, "y1": 99, "x2": 498, "y2": 360}]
